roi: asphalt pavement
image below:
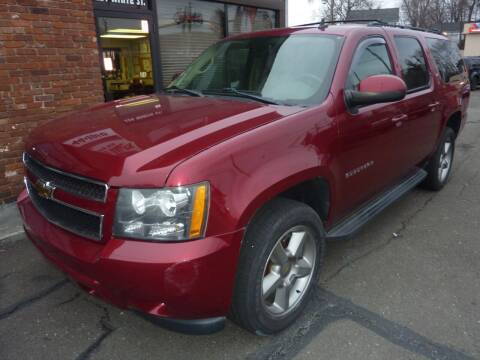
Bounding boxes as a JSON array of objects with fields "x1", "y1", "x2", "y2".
[{"x1": 1, "y1": 93, "x2": 479, "y2": 360}]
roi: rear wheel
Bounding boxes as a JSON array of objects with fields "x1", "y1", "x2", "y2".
[
  {"x1": 422, "y1": 127, "x2": 455, "y2": 191},
  {"x1": 230, "y1": 198, "x2": 325, "y2": 335}
]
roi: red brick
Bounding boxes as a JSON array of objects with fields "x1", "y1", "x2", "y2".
[
  {"x1": 0, "y1": 0, "x2": 103, "y2": 203},
  {"x1": 30, "y1": 7, "x2": 49, "y2": 15},
  {"x1": 13, "y1": 34, "x2": 33, "y2": 41},
  {"x1": 16, "y1": 48, "x2": 36, "y2": 55},
  {"x1": 3, "y1": 41, "x2": 26, "y2": 48},
  {"x1": 65, "y1": 54, "x2": 81, "y2": 61}
]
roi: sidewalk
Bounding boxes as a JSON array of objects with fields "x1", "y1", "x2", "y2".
[{"x1": 0, "y1": 202, "x2": 24, "y2": 242}]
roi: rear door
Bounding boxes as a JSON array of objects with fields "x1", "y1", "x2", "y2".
[
  {"x1": 426, "y1": 37, "x2": 469, "y2": 131},
  {"x1": 388, "y1": 35, "x2": 443, "y2": 168}
]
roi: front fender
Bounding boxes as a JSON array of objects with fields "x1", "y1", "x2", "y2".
[
  {"x1": 166, "y1": 103, "x2": 337, "y2": 237},
  {"x1": 233, "y1": 158, "x2": 335, "y2": 232}
]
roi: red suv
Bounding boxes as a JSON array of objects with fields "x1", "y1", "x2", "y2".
[{"x1": 17, "y1": 22, "x2": 469, "y2": 335}]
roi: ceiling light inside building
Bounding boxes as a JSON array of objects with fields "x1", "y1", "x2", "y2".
[
  {"x1": 107, "y1": 20, "x2": 149, "y2": 34},
  {"x1": 100, "y1": 34, "x2": 147, "y2": 39},
  {"x1": 103, "y1": 57, "x2": 113, "y2": 71},
  {"x1": 141, "y1": 20, "x2": 149, "y2": 33},
  {"x1": 108, "y1": 29, "x2": 148, "y2": 34}
]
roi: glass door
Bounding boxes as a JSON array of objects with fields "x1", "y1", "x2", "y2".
[{"x1": 97, "y1": 17, "x2": 155, "y2": 101}]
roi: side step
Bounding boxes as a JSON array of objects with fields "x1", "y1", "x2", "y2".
[{"x1": 326, "y1": 168, "x2": 427, "y2": 240}]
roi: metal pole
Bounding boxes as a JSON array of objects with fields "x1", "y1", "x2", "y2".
[{"x1": 285, "y1": 0, "x2": 289, "y2": 26}]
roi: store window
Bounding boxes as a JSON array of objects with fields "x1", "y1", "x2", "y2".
[
  {"x1": 227, "y1": 5, "x2": 276, "y2": 35},
  {"x1": 97, "y1": 17, "x2": 155, "y2": 100},
  {"x1": 157, "y1": 0, "x2": 225, "y2": 87}
]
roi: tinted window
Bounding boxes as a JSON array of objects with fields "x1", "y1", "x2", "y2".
[
  {"x1": 347, "y1": 41, "x2": 393, "y2": 90},
  {"x1": 427, "y1": 38, "x2": 464, "y2": 82},
  {"x1": 394, "y1": 37, "x2": 429, "y2": 90}
]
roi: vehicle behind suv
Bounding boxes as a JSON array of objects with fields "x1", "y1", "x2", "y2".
[
  {"x1": 464, "y1": 56, "x2": 480, "y2": 90},
  {"x1": 17, "y1": 22, "x2": 469, "y2": 335}
]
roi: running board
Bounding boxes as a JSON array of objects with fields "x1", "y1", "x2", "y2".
[{"x1": 326, "y1": 168, "x2": 427, "y2": 240}]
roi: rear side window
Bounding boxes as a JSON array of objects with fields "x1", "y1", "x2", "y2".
[
  {"x1": 346, "y1": 40, "x2": 393, "y2": 90},
  {"x1": 394, "y1": 37, "x2": 429, "y2": 91},
  {"x1": 426, "y1": 38, "x2": 464, "y2": 83}
]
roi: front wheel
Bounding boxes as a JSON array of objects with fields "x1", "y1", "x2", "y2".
[
  {"x1": 422, "y1": 127, "x2": 456, "y2": 191},
  {"x1": 230, "y1": 198, "x2": 325, "y2": 335}
]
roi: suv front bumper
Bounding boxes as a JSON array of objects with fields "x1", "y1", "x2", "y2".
[{"x1": 17, "y1": 189, "x2": 243, "y2": 334}]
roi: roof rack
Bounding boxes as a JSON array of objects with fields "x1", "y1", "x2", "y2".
[
  {"x1": 295, "y1": 19, "x2": 442, "y2": 35},
  {"x1": 296, "y1": 19, "x2": 384, "y2": 29},
  {"x1": 368, "y1": 22, "x2": 442, "y2": 35}
]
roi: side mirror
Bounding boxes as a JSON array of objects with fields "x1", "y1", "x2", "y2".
[{"x1": 345, "y1": 74, "x2": 407, "y2": 112}]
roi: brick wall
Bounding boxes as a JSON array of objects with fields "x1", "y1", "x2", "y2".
[{"x1": 0, "y1": 0, "x2": 104, "y2": 204}]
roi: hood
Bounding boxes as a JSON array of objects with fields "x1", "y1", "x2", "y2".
[{"x1": 26, "y1": 94, "x2": 302, "y2": 187}]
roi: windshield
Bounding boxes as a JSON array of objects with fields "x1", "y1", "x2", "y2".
[{"x1": 169, "y1": 34, "x2": 343, "y2": 106}]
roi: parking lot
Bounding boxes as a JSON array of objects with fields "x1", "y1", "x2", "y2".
[{"x1": 1, "y1": 93, "x2": 480, "y2": 360}]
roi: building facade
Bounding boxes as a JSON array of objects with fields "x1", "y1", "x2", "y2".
[
  {"x1": 464, "y1": 22, "x2": 480, "y2": 56},
  {"x1": 0, "y1": 0, "x2": 286, "y2": 204}
]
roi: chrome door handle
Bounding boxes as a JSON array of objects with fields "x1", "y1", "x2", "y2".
[
  {"x1": 428, "y1": 101, "x2": 440, "y2": 108},
  {"x1": 391, "y1": 114, "x2": 407, "y2": 122}
]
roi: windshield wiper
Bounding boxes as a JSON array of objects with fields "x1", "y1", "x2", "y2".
[
  {"x1": 164, "y1": 86, "x2": 204, "y2": 97},
  {"x1": 224, "y1": 88, "x2": 280, "y2": 105},
  {"x1": 204, "y1": 88, "x2": 279, "y2": 105}
]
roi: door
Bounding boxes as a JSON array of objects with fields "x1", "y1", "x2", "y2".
[
  {"x1": 96, "y1": 16, "x2": 156, "y2": 101},
  {"x1": 335, "y1": 37, "x2": 408, "y2": 217},
  {"x1": 390, "y1": 36, "x2": 442, "y2": 169}
]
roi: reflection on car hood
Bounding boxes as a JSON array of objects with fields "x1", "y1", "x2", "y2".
[{"x1": 26, "y1": 94, "x2": 302, "y2": 187}]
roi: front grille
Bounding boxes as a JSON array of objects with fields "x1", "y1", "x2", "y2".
[
  {"x1": 23, "y1": 153, "x2": 107, "y2": 202},
  {"x1": 26, "y1": 179, "x2": 103, "y2": 241}
]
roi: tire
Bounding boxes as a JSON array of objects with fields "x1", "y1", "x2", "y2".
[
  {"x1": 230, "y1": 198, "x2": 326, "y2": 335},
  {"x1": 422, "y1": 127, "x2": 456, "y2": 191},
  {"x1": 471, "y1": 76, "x2": 478, "y2": 91}
]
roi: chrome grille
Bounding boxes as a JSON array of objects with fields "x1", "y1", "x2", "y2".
[
  {"x1": 25, "y1": 178, "x2": 103, "y2": 241},
  {"x1": 23, "y1": 153, "x2": 108, "y2": 202}
]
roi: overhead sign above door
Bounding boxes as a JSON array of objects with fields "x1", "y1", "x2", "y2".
[{"x1": 94, "y1": 0, "x2": 151, "y2": 11}]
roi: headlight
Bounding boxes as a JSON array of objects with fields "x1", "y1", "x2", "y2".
[{"x1": 113, "y1": 183, "x2": 209, "y2": 241}]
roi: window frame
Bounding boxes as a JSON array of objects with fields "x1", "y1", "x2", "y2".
[
  {"x1": 393, "y1": 35, "x2": 431, "y2": 94},
  {"x1": 344, "y1": 36, "x2": 395, "y2": 102}
]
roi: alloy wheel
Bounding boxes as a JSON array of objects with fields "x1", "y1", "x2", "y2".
[
  {"x1": 438, "y1": 140, "x2": 453, "y2": 183},
  {"x1": 261, "y1": 225, "x2": 317, "y2": 317}
]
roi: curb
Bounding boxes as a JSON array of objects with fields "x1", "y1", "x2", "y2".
[{"x1": 0, "y1": 202, "x2": 24, "y2": 244}]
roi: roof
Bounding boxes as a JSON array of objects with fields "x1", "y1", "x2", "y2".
[{"x1": 346, "y1": 8, "x2": 400, "y2": 24}]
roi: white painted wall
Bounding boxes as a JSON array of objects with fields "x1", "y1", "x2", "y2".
[{"x1": 464, "y1": 34, "x2": 480, "y2": 56}]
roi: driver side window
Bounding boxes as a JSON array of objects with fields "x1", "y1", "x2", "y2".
[{"x1": 346, "y1": 40, "x2": 393, "y2": 90}]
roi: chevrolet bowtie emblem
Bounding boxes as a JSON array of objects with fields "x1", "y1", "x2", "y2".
[{"x1": 34, "y1": 179, "x2": 56, "y2": 200}]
